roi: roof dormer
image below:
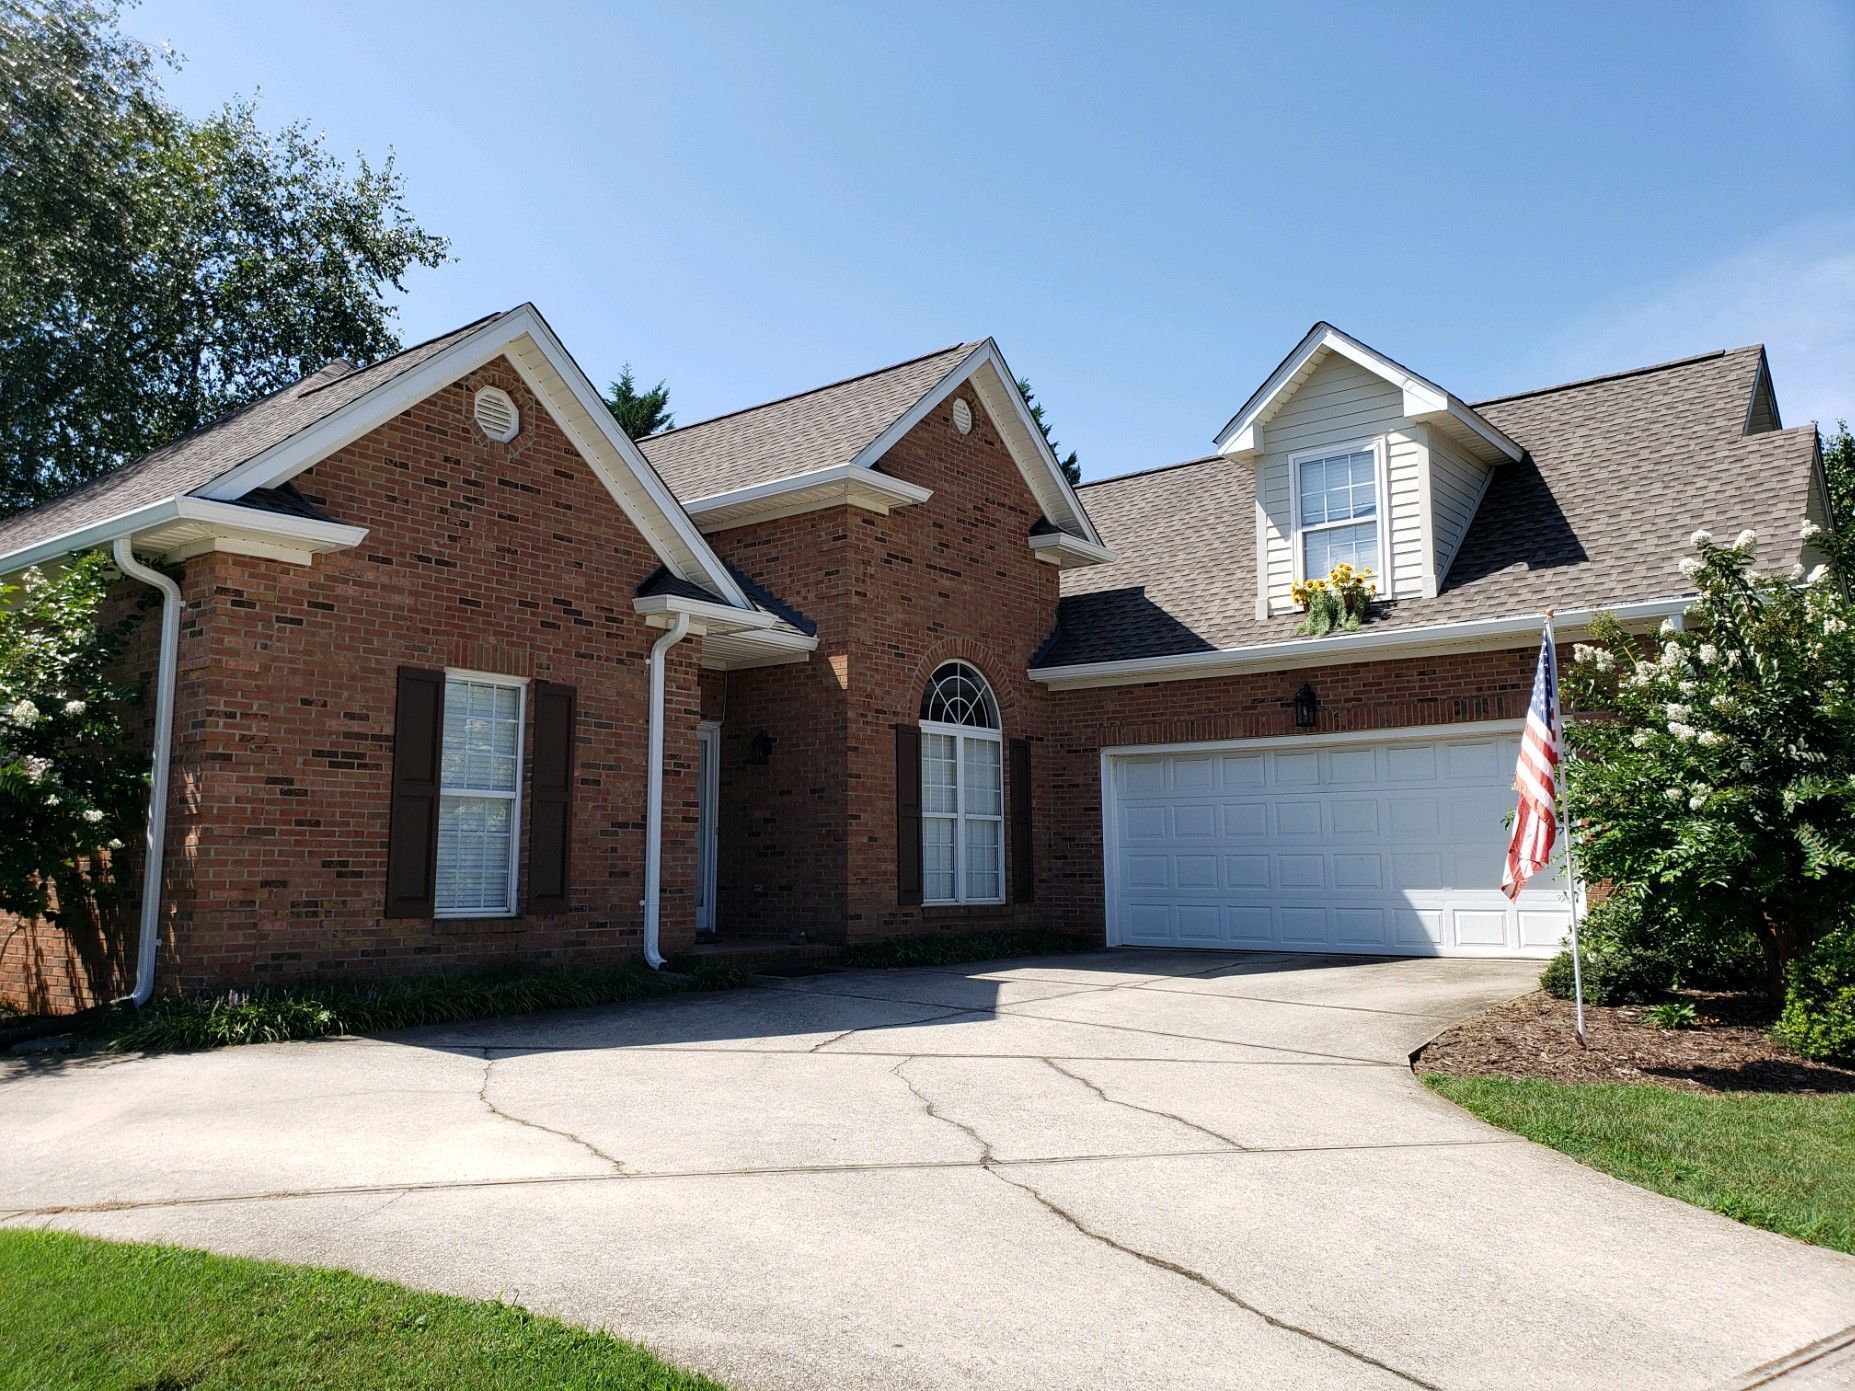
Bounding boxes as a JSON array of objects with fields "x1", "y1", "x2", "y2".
[{"x1": 1213, "y1": 323, "x2": 1523, "y2": 616}]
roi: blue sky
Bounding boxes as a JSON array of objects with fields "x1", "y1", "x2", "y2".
[{"x1": 131, "y1": 0, "x2": 1854, "y2": 482}]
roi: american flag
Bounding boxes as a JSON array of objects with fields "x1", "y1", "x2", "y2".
[{"x1": 1502, "y1": 621, "x2": 1562, "y2": 898}]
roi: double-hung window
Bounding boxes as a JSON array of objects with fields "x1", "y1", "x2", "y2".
[
  {"x1": 1295, "y1": 443, "x2": 1381, "y2": 580},
  {"x1": 436, "y1": 672, "x2": 525, "y2": 916},
  {"x1": 919, "y1": 662, "x2": 1004, "y2": 905}
]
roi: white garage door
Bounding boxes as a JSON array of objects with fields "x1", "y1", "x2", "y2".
[{"x1": 1105, "y1": 726, "x2": 1571, "y2": 957}]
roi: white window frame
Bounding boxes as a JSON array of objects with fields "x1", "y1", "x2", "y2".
[
  {"x1": 436, "y1": 668, "x2": 527, "y2": 919},
  {"x1": 1288, "y1": 436, "x2": 1390, "y2": 588},
  {"x1": 919, "y1": 664, "x2": 1005, "y2": 907}
]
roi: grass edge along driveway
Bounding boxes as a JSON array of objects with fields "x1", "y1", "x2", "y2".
[
  {"x1": 0, "y1": 1228, "x2": 726, "y2": 1391},
  {"x1": 1425, "y1": 1074, "x2": 1855, "y2": 1256}
]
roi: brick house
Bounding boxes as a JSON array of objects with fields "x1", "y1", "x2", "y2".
[{"x1": 0, "y1": 308, "x2": 1832, "y2": 1013}]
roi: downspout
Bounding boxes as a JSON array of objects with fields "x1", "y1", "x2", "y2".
[
  {"x1": 110, "y1": 539, "x2": 181, "y2": 1009},
  {"x1": 642, "y1": 613, "x2": 693, "y2": 969}
]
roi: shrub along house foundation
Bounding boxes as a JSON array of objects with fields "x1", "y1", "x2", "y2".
[{"x1": 0, "y1": 308, "x2": 1831, "y2": 1012}]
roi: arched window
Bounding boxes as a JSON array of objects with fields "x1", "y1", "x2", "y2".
[{"x1": 919, "y1": 662, "x2": 1004, "y2": 904}]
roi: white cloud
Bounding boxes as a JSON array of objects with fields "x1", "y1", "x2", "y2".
[{"x1": 1516, "y1": 213, "x2": 1855, "y2": 431}]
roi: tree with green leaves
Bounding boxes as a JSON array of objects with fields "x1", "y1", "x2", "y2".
[
  {"x1": 0, "y1": 0, "x2": 449, "y2": 514},
  {"x1": 0, "y1": 555, "x2": 150, "y2": 925},
  {"x1": 1016, "y1": 377, "x2": 1080, "y2": 485},
  {"x1": 1565, "y1": 523, "x2": 1855, "y2": 1001},
  {"x1": 1822, "y1": 421, "x2": 1853, "y2": 526},
  {"x1": 604, "y1": 364, "x2": 674, "y2": 440}
]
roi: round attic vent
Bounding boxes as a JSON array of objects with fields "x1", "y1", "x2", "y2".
[
  {"x1": 951, "y1": 398, "x2": 973, "y2": 435},
  {"x1": 473, "y1": 387, "x2": 520, "y2": 442}
]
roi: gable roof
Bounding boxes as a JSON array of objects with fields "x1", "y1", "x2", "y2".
[
  {"x1": 0, "y1": 319, "x2": 492, "y2": 569},
  {"x1": 640, "y1": 343, "x2": 978, "y2": 500},
  {"x1": 638, "y1": 338, "x2": 1106, "y2": 548},
  {"x1": 1215, "y1": 321, "x2": 1524, "y2": 466},
  {"x1": 1039, "y1": 344, "x2": 1821, "y2": 677},
  {"x1": 0, "y1": 305, "x2": 756, "y2": 611}
]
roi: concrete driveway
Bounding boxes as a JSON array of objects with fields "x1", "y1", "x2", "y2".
[{"x1": 5, "y1": 949, "x2": 1853, "y2": 1390}]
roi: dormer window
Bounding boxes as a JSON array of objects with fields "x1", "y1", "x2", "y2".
[{"x1": 1294, "y1": 441, "x2": 1385, "y2": 580}]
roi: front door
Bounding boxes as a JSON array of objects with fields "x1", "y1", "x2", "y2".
[{"x1": 696, "y1": 722, "x2": 720, "y2": 933}]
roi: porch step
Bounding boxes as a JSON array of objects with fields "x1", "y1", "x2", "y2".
[{"x1": 676, "y1": 939, "x2": 843, "y2": 970}]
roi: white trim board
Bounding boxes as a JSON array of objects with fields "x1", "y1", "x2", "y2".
[
  {"x1": 1033, "y1": 596, "x2": 1691, "y2": 690},
  {"x1": 0, "y1": 496, "x2": 370, "y2": 575}
]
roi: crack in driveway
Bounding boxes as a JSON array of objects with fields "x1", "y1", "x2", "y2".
[
  {"x1": 1042, "y1": 1058, "x2": 1249, "y2": 1150},
  {"x1": 477, "y1": 1049, "x2": 631, "y2": 1174},
  {"x1": 890, "y1": 1054, "x2": 1444, "y2": 1389}
]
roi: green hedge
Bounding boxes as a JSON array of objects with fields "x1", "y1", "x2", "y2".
[
  {"x1": 1539, "y1": 890, "x2": 1762, "y2": 1005},
  {"x1": 1774, "y1": 924, "x2": 1855, "y2": 1062},
  {"x1": 99, "y1": 961, "x2": 753, "y2": 1054}
]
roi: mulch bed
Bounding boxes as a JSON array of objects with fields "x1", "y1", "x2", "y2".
[{"x1": 1416, "y1": 990, "x2": 1855, "y2": 1094}]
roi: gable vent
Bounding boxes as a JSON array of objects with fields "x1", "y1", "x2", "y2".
[{"x1": 473, "y1": 387, "x2": 520, "y2": 443}]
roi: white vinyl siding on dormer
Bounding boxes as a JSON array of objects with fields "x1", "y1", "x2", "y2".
[
  {"x1": 1427, "y1": 430, "x2": 1493, "y2": 589},
  {"x1": 1254, "y1": 354, "x2": 1423, "y2": 613}
]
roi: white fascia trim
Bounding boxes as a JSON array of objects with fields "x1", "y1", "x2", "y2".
[
  {"x1": 0, "y1": 495, "x2": 370, "y2": 574},
  {"x1": 849, "y1": 339, "x2": 1108, "y2": 550},
  {"x1": 683, "y1": 463, "x2": 933, "y2": 521},
  {"x1": 1031, "y1": 595, "x2": 1693, "y2": 690},
  {"x1": 632, "y1": 593, "x2": 780, "y2": 634},
  {"x1": 195, "y1": 303, "x2": 753, "y2": 613},
  {"x1": 1215, "y1": 323, "x2": 1523, "y2": 463},
  {"x1": 1029, "y1": 531, "x2": 1117, "y2": 567},
  {"x1": 1104, "y1": 716, "x2": 1525, "y2": 759}
]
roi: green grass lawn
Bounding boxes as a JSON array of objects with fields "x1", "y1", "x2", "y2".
[
  {"x1": 0, "y1": 1229, "x2": 726, "y2": 1391},
  {"x1": 1426, "y1": 1074, "x2": 1855, "y2": 1254}
]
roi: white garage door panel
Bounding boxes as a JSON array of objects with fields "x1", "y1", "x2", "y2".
[{"x1": 1109, "y1": 730, "x2": 1570, "y2": 958}]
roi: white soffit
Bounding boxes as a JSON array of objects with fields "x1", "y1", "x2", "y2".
[{"x1": 683, "y1": 464, "x2": 934, "y2": 532}]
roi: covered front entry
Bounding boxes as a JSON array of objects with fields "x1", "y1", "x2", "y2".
[{"x1": 1102, "y1": 721, "x2": 1571, "y2": 957}]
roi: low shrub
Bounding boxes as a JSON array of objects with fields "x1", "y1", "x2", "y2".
[
  {"x1": 838, "y1": 927, "x2": 1093, "y2": 970},
  {"x1": 98, "y1": 961, "x2": 751, "y2": 1054},
  {"x1": 1645, "y1": 1001, "x2": 1698, "y2": 1031},
  {"x1": 1773, "y1": 924, "x2": 1855, "y2": 1062},
  {"x1": 1539, "y1": 890, "x2": 1762, "y2": 1005}
]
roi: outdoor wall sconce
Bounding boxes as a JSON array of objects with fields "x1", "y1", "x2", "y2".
[
  {"x1": 748, "y1": 729, "x2": 774, "y2": 765},
  {"x1": 1293, "y1": 683, "x2": 1319, "y2": 730}
]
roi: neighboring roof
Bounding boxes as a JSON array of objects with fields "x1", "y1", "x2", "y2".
[
  {"x1": 1042, "y1": 345, "x2": 1819, "y2": 669},
  {"x1": 638, "y1": 344, "x2": 979, "y2": 501},
  {"x1": 0, "y1": 319, "x2": 492, "y2": 564}
]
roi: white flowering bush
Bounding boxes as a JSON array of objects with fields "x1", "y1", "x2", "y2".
[
  {"x1": 1565, "y1": 523, "x2": 1855, "y2": 1002},
  {"x1": 0, "y1": 554, "x2": 150, "y2": 923}
]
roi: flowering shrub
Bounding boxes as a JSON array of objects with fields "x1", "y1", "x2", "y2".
[
  {"x1": 0, "y1": 555, "x2": 150, "y2": 924},
  {"x1": 1291, "y1": 562, "x2": 1376, "y2": 637},
  {"x1": 1564, "y1": 523, "x2": 1855, "y2": 1000}
]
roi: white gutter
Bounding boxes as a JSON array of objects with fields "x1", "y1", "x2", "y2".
[
  {"x1": 109, "y1": 540, "x2": 182, "y2": 1009},
  {"x1": 642, "y1": 612, "x2": 693, "y2": 969},
  {"x1": 1031, "y1": 595, "x2": 1694, "y2": 690}
]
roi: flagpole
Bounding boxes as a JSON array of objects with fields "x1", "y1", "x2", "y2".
[{"x1": 1546, "y1": 609, "x2": 1589, "y2": 1048}]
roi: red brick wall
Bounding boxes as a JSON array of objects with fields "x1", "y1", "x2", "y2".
[
  {"x1": 704, "y1": 383, "x2": 1061, "y2": 944},
  {"x1": 3, "y1": 355, "x2": 708, "y2": 1009},
  {"x1": 702, "y1": 509, "x2": 854, "y2": 938},
  {"x1": 1041, "y1": 646, "x2": 1543, "y2": 935}
]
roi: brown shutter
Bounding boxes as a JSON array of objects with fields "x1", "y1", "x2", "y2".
[
  {"x1": 1010, "y1": 738, "x2": 1034, "y2": 903},
  {"x1": 385, "y1": 666, "x2": 444, "y2": 917},
  {"x1": 895, "y1": 723, "x2": 922, "y2": 906},
  {"x1": 527, "y1": 681, "x2": 576, "y2": 914}
]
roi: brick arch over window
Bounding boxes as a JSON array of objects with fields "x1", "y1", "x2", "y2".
[{"x1": 908, "y1": 638, "x2": 1021, "y2": 722}]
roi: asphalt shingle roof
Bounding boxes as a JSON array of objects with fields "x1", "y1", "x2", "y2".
[
  {"x1": 1042, "y1": 346, "x2": 1821, "y2": 668},
  {"x1": 637, "y1": 342, "x2": 980, "y2": 501},
  {"x1": 0, "y1": 315, "x2": 501, "y2": 562}
]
